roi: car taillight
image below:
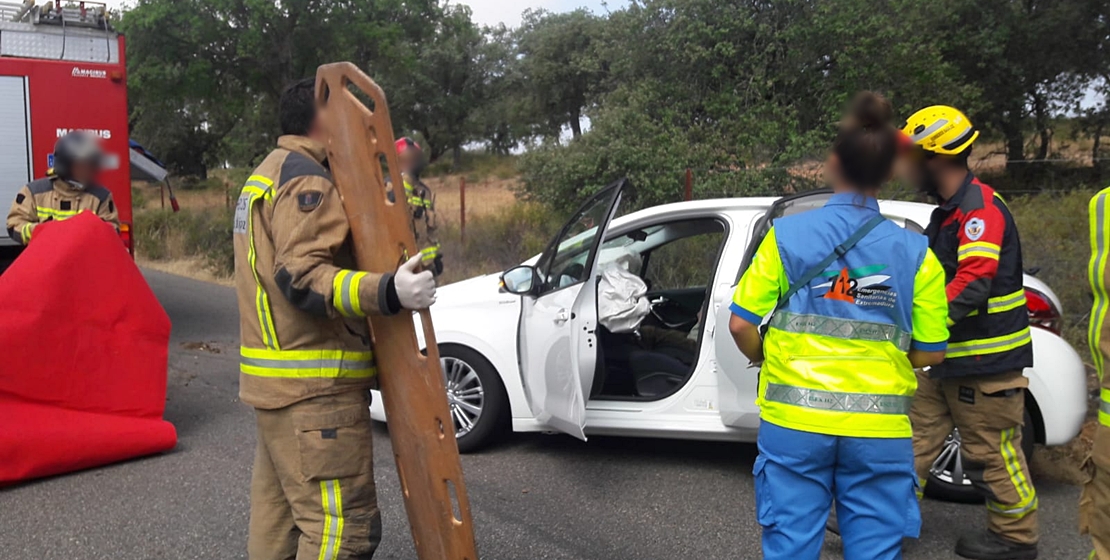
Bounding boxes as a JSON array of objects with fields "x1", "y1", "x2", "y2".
[
  {"x1": 119, "y1": 222, "x2": 133, "y2": 255},
  {"x1": 1026, "y1": 288, "x2": 1061, "y2": 335}
]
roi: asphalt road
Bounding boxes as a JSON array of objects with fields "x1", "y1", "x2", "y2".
[{"x1": 0, "y1": 270, "x2": 1094, "y2": 559}]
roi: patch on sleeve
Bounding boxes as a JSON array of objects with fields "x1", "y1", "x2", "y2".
[
  {"x1": 15, "y1": 193, "x2": 24, "y2": 204},
  {"x1": 297, "y1": 191, "x2": 324, "y2": 212},
  {"x1": 964, "y1": 217, "x2": 985, "y2": 241}
]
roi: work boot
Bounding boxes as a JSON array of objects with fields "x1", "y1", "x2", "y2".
[
  {"x1": 955, "y1": 529, "x2": 1037, "y2": 560},
  {"x1": 825, "y1": 506, "x2": 839, "y2": 535}
]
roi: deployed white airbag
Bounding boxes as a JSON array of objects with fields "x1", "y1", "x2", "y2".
[{"x1": 597, "y1": 247, "x2": 649, "y2": 333}]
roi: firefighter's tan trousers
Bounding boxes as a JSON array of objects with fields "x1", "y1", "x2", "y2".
[
  {"x1": 1081, "y1": 423, "x2": 1110, "y2": 559},
  {"x1": 911, "y1": 369, "x2": 1039, "y2": 545},
  {"x1": 248, "y1": 390, "x2": 382, "y2": 560}
]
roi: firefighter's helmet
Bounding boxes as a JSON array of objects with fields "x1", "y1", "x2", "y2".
[
  {"x1": 902, "y1": 105, "x2": 979, "y2": 156},
  {"x1": 395, "y1": 137, "x2": 421, "y2": 154},
  {"x1": 53, "y1": 131, "x2": 106, "y2": 180}
]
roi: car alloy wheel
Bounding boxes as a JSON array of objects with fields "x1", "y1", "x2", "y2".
[
  {"x1": 928, "y1": 428, "x2": 980, "y2": 502},
  {"x1": 442, "y1": 355, "x2": 485, "y2": 438},
  {"x1": 926, "y1": 409, "x2": 1036, "y2": 503}
]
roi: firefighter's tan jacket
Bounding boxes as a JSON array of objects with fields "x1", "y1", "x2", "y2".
[
  {"x1": 234, "y1": 135, "x2": 399, "y2": 410},
  {"x1": 6, "y1": 177, "x2": 120, "y2": 245}
]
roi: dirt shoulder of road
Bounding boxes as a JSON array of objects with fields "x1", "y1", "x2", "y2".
[{"x1": 138, "y1": 256, "x2": 233, "y2": 287}]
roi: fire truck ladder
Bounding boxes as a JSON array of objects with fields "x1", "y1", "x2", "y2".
[{"x1": 0, "y1": 1, "x2": 117, "y2": 63}]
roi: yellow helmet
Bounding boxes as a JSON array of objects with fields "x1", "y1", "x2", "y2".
[{"x1": 902, "y1": 105, "x2": 979, "y2": 156}]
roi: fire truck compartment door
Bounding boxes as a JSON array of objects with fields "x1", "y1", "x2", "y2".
[{"x1": 0, "y1": 76, "x2": 31, "y2": 244}]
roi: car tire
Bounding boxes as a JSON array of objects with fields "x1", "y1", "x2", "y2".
[
  {"x1": 440, "y1": 345, "x2": 509, "y2": 453},
  {"x1": 925, "y1": 408, "x2": 1036, "y2": 503}
]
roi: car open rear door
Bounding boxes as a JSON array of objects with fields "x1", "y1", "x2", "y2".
[
  {"x1": 517, "y1": 179, "x2": 627, "y2": 440},
  {"x1": 714, "y1": 189, "x2": 834, "y2": 428}
]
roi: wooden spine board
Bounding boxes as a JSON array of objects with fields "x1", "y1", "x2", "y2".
[{"x1": 314, "y1": 62, "x2": 479, "y2": 560}]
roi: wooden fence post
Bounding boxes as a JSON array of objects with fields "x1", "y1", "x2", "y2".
[
  {"x1": 684, "y1": 168, "x2": 693, "y2": 201},
  {"x1": 459, "y1": 176, "x2": 467, "y2": 244}
]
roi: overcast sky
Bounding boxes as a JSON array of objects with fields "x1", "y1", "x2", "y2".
[{"x1": 104, "y1": 0, "x2": 626, "y2": 28}]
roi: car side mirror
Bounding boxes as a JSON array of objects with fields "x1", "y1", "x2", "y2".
[{"x1": 501, "y1": 265, "x2": 538, "y2": 295}]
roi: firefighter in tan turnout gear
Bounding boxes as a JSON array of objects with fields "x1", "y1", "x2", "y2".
[
  {"x1": 1083, "y1": 185, "x2": 1110, "y2": 559},
  {"x1": 902, "y1": 106, "x2": 1037, "y2": 560},
  {"x1": 390, "y1": 137, "x2": 442, "y2": 276},
  {"x1": 6, "y1": 131, "x2": 120, "y2": 245},
  {"x1": 234, "y1": 78, "x2": 436, "y2": 560}
]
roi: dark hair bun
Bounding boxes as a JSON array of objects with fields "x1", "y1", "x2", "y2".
[{"x1": 848, "y1": 91, "x2": 893, "y2": 130}]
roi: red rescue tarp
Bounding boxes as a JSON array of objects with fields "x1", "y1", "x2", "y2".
[{"x1": 0, "y1": 212, "x2": 176, "y2": 485}]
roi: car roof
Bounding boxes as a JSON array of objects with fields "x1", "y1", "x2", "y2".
[{"x1": 612, "y1": 196, "x2": 934, "y2": 228}]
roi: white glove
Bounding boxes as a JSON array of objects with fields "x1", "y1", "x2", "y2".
[{"x1": 395, "y1": 255, "x2": 437, "y2": 310}]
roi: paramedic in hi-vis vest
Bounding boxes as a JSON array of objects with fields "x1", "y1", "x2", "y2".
[
  {"x1": 6, "y1": 131, "x2": 120, "y2": 245},
  {"x1": 1083, "y1": 186, "x2": 1110, "y2": 559},
  {"x1": 729, "y1": 92, "x2": 949, "y2": 560},
  {"x1": 233, "y1": 78, "x2": 436, "y2": 560},
  {"x1": 901, "y1": 105, "x2": 1037, "y2": 560}
]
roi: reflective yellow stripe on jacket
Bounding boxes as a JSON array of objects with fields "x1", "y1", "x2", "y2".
[
  {"x1": 332, "y1": 270, "x2": 369, "y2": 318},
  {"x1": 945, "y1": 327, "x2": 1031, "y2": 359},
  {"x1": 958, "y1": 241, "x2": 1001, "y2": 262},
  {"x1": 242, "y1": 175, "x2": 280, "y2": 350},
  {"x1": 967, "y1": 289, "x2": 1027, "y2": 318},
  {"x1": 36, "y1": 207, "x2": 82, "y2": 221},
  {"x1": 403, "y1": 179, "x2": 431, "y2": 208},
  {"x1": 1089, "y1": 189, "x2": 1110, "y2": 422},
  {"x1": 240, "y1": 347, "x2": 376, "y2": 379}
]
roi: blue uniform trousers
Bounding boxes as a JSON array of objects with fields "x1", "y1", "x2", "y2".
[{"x1": 754, "y1": 421, "x2": 920, "y2": 560}]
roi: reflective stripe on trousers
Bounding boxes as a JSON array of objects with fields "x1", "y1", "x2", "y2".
[
  {"x1": 945, "y1": 327, "x2": 1031, "y2": 359},
  {"x1": 239, "y1": 347, "x2": 376, "y2": 379},
  {"x1": 241, "y1": 175, "x2": 280, "y2": 350},
  {"x1": 988, "y1": 426, "x2": 1038, "y2": 518},
  {"x1": 318, "y1": 479, "x2": 345, "y2": 560},
  {"x1": 763, "y1": 383, "x2": 913, "y2": 415},
  {"x1": 769, "y1": 311, "x2": 912, "y2": 351},
  {"x1": 1102, "y1": 388, "x2": 1110, "y2": 428}
]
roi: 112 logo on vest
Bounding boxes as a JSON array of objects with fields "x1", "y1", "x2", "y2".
[
  {"x1": 825, "y1": 268, "x2": 856, "y2": 303},
  {"x1": 816, "y1": 264, "x2": 898, "y2": 308}
]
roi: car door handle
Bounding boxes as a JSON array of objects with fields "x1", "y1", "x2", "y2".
[{"x1": 554, "y1": 309, "x2": 570, "y2": 324}]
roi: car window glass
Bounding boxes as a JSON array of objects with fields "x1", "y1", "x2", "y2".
[
  {"x1": 538, "y1": 191, "x2": 617, "y2": 292},
  {"x1": 643, "y1": 222, "x2": 726, "y2": 291}
]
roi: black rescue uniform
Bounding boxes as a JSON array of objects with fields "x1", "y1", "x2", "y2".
[{"x1": 911, "y1": 172, "x2": 1038, "y2": 545}]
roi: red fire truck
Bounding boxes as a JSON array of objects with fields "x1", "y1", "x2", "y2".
[{"x1": 0, "y1": 0, "x2": 133, "y2": 260}]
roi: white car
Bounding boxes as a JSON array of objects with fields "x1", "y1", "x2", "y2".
[{"x1": 371, "y1": 180, "x2": 1087, "y2": 501}]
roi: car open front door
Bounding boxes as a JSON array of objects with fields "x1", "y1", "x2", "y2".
[
  {"x1": 714, "y1": 189, "x2": 834, "y2": 428},
  {"x1": 517, "y1": 179, "x2": 627, "y2": 440}
]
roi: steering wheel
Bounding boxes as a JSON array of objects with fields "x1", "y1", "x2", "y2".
[{"x1": 649, "y1": 296, "x2": 696, "y2": 329}]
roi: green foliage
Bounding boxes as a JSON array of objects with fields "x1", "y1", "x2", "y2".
[
  {"x1": 515, "y1": 9, "x2": 605, "y2": 139},
  {"x1": 120, "y1": 0, "x2": 1110, "y2": 209},
  {"x1": 134, "y1": 207, "x2": 235, "y2": 276},
  {"x1": 437, "y1": 203, "x2": 563, "y2": 284},
  {"x1": 424, "y1": 151, "x2": 519, "y2": 180},
  {"x1": 1009, "y1": 191, "x2": 1096, "y2": 348}
]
